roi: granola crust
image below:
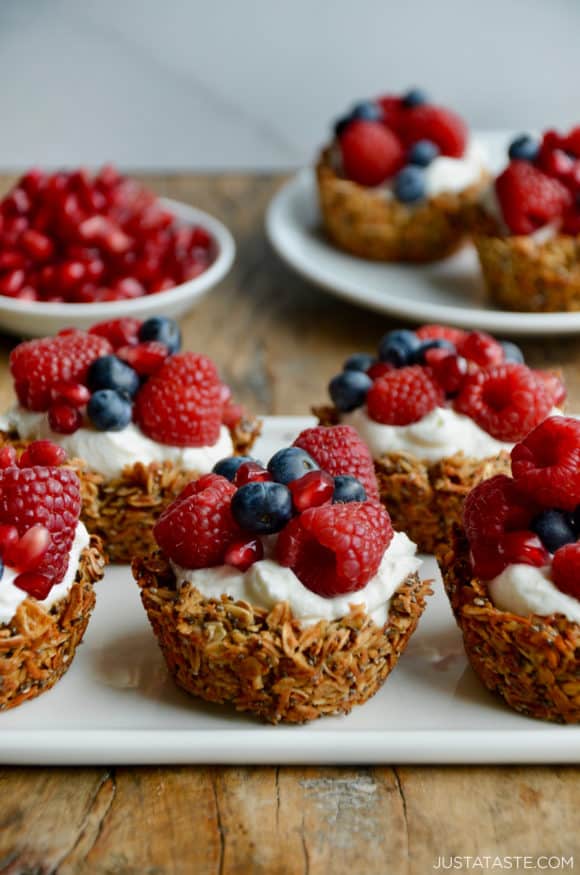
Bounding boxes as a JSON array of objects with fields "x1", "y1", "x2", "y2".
[
  {"x1": 0, "y1": 414, "x2": 261, "y2": 564},
  {"x1": 316, "y1": 147, "x2": 488, "y2": 263},
  {"x1": 0, "y1": 534, "x2": 106, "y2": 711},
  {"x1": 132, "y1": 552, "x2": 431, "y2": 724},
  {"x1": 437, "y1": 530, "x2": 580, "y2": 724}
]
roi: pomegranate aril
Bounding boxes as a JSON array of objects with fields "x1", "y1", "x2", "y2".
[
  {"x1": 0, "y1": 524, "x2": 19, "y2": 557},
  {"x1": 470, "y1": 544, "x2": 507, "y2": 580},
  {"x1": 234, "y1": 461, "x2": 271, "y2": 486},
  {"x1": 429, "y1": 352, "x2": 468, "y2": 395},
  {"x1": 367, "y1": 361, "x2": 394, "y2": 381},
  {"x1": 89, "y1": 317, "x2": 141, "y2": 349},
  {"x1": 3, "y1": 188, "x2": 31, "y2": 216},
  {"x1": 224, "y1": 538, "x2": 264, "y2": 572},
  {"x1": 51, "y1": 381, "x2": 91, "y2": 408},
  {"x1": 48, "y1": 402, "x2": 83, "y2": 434},
  {"x1": 58, "y1": 261, "x2": 86, "y2": 289},
  {"x1": 13, "y1": 571, "x2": 53, "y2": 600},
  {"x1": 20, "y1": 229, "x2": 54, "y2": 261},
  {"x1": 289, "y1": 470, "x2": 335, "y2": 512},
  {"x1": 0, "y1": 446, "x2": 17, "y2": 468},
  {"x1": 117, "y1": 341, "x2": 169, "y2": 376},
  {"x1": 8, "y1": 524, "x2": 51, "y2": 572},
  {"x1": 0, "y1": 251, "x2": 26, "y2": 271},
  {"x1": 0, "y1": 268, "x2": 25, "y2": 296},
  {"x1": 19, "y1": 439, "x2": 67, "y2": 467},
  {"x1": 16, "y1": 286, "x2": 38, "y2": 301},
  {"x1": 500, "y1": 531, "x2": 550, "y2": 568},
  {"x1": 111, "y1": 277, "x2": 144, "y2": 298}
]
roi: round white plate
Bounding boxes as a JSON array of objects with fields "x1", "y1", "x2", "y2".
[
  {"x1": 0, "y1": 198, "x2": 235, "y2": 337},
  {"x1": 266, "y1": 132, "x2": 580, "y2": 336}
]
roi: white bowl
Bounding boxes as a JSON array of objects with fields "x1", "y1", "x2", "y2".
[{"x1": 0, "y1": 198, "x2": 235, "y2": 338}]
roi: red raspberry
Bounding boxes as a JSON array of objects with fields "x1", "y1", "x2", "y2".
[
  {"x1": 416, "y1": 324, "x2": 467, "y2": 346},
  {"x1": 457, "y1": 331, "x2": 505, "y2": 367},
  {"x1": 427, "y1": 352, "x2": 468, "y2": 395},
  {"x1": 0, "y1": 465, "x2": 81, "y2": 584},
  {"x1": 154, "y1": 473, "x2": 240, "y2": 568},
  {"x1": 340, "y1": 120, "x2": 405, "y2": 186},
  {"x1": 0, "y1": 446, "x2": 17, "y2": 469},
  {"x1": 564, "y1": 126, "x2": 580, "y2": 159},
  {"x1": 89, "y1": 319, "x2": 142, "y2": 349},
  {"x1": 222, "y1": 401, "x2": 244, "y2": 429},
  {"x1": 376, "y1": 95, "x2": 405, "y2": 133},
  {"x1": 10, "y1": 331, "x2": 112, "y2": 411},
  {"x1": 277, "y1": 501, "x2": 393, "y2": 597},
  {"x1": 367, "y1": 361, "x2": 394, "y2": 381},
  {"x1": 495, "y1": 161, "x2": 571, "y2": 235},
  {"x1": 463, "y1": 474, "x2": 534, "y2": 544},
  {"x1": 134, "y1": 352, "x2": 223, "y2": 447},
  {"x1": 552, "y1": 543, "x2": 580, "y2": 600},
  {"x1": 366, "y1": 366, "x2": 444, "y2": 426},
  {"x1": 511, "y1": 416, "x2": 580, "y2": 511},
  {"x1": 400, "y1": 105, "x2": 467, "y2": 158},
  {"x1": 533, "y1": 370, "x2": 567, "y2": 408},
  {"x1": 454, "y1": 364, "x2": 552, "y2": 442},
  {"x1": 293, "y1": 425, "x2": 379, "y2": 502}
]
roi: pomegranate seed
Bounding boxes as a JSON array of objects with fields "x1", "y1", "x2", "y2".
[
  {"x1": 149, "y1": 277, "x2": 175, "y2": 293},
  {"x1": 16, "y1": 286, "x2": 38, "y2": 301},
  {"x1": 48, "y1": 402, "x2": 83, "y2": 435},
  {"x1": 0, "y1": 268, "x2": 25, "y2": 296},
  {"x1": 0, "y1": 251, "x2": 26, "y2": 271},
  {"x1": 542, "y1": 149, "x2": 575, "y2": 180},
  {"x1": 19, "y1": 439, "x2": 67, "y2": 467},
  {"x1": 428, "y1": 352, "x2": 468, "y2": 395},
  {"x1": 21, "y1": 168, "x2": 45, "y2": 196},
  {"x1": 289, "y1": 470, "x2": 335, "y2": 512},
  {"x1": 500, "y1": 531, "x2": 550, "y2": 568},
  {"x1": 13, "y1": 571, "x2": 53, "y2": 600},
  {"x1": 0, "y1": 524, "x2": 19, "y2": 558},
  {"x1": 234, "y1": 461, "x2": 271, "y2": 486},
  {"x1": 222, "y1": 402, "x2": 243, "y2": 429},
  {"x1": 8, "y1": 524, "x2": 51, "y2": 572},
  {"x1": 0, "y1": 446, "x2": 17, "y2": 468},
  {"x1": 224, "y1": 538, "x2": 264, "y2": 572},
  {"x1": 117, "y1": 341, "x2": 169, "y2": 376},
  {"x1": 4, "y1": 188, "x2": 31, "y2": 215},
  {"x1": 367, "y1": 361, "x2": 394, "y2": 381},
  {"x1": 59, "y1": 260, "x2": 86, "y2": 289},
  {"x1": 21, "y1": 229, "x2": 54, "y2": 261},
  {"x1": 51, "y1": 381, "x2": 91, "y2": 407},
  {"x1": 111, "y1": 277, "x2": 143, "y2": 298},
  {"x1": 191, "y1": 226, "x2": 213, "y2": 249},
  {"x1": 89, "y1": 317, "x2": 141, "y2": 349}
]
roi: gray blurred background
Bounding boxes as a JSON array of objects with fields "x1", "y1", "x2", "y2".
[{"x1": 0, "y1": 0, "x2": 576, "y2": 170}]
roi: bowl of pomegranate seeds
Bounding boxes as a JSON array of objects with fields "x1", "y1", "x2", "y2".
[{"x1": 0, "y1": 165, "x2": 235, "y2": 336}]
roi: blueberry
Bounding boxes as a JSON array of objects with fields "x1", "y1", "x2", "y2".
[
  {"x1": 87, "y1": 389, "x2": 132, "y2": 432},
  {"x1": 343, "y1": 352, "x2": 375, "y2": 373},
  {"x1": 329, "y1": 370, "x2": 372, "y2": 412},
  {"x1": 378, "y1": 329, "x2": 421, "y2": 366},
  {"x1": 267, "y1": 447, "x2": 319, "y2": 485},
  {"x1": 333, "y1": 475, "x2": 367, "y2": 504},
  {"x1": 138, "y1": 316, "x2": 181, "y2": 354},
  {"x1": 231, "y1": 481, "x2": 293, "y2": 535},
  {"x1": 334, "y1": 115, "x2": 352, "y2": 137},
  {"x1": 87, "y1": 355, "x2": 140, "y2": 398},
  {"x1": 531, "y1": 509, "x2": 576, "y2": 554},
  {"x1": 393, "y1": 166, "x2": 426, "y2": 203},
  {"x1": 402, "y1": 88, "x2": 429, "y2": 109},
  {"x1": 408, "y1": 139, "x2": 440, "y2": 167},
  {"x1": 350, "y1": 101, "x2": 382, "y2": 122},
  {"x1": 213, "y1": 456, "x2": 259, "y2": 482},
  {"x1": 0, "y1": 555, "x2": 3, "y2": 581},
  {"x1": 508, "y1": 135, "x2": 539, "y2": 163},
  {"x1": 500, "y1": 340, "x2": 524, "y2": 364},
  {"x1": 413, "y1": 338, "x2": 456, "y2": 363}
]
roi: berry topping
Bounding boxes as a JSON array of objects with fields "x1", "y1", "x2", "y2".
[
  {"x1": 213, "y1": 456, "x2": 258, "y2": 482},
  {"x1": 453, "y1": 364, "x2": 552, "y2": 442},
  {"x1": 495, "y1": 160, "x2": 572, "y2": 235},
  {"x1": 378, "y1": 329, "x2": 421, "y2": 367},
  {"x1": 400, "y1": 105, "x2": 467, "y2": 158},
  {"x1": 367, "y1": 366, "x2": 444, "y2": 426},
  {"x1": 277, "y1": 502, "x2": 392, "y2": 597},
  {"x1": 138, "y1": 316, "x2": 181, "y2": 354},
  {"x1": 533, "y1": 370, "x2": 567, "y2": 407},
  {"x1": 376, "y1": 95, "x2": 405, "y2": 132},
  {"x1": 233, "y1": 461, "x2": 271, "y2": 486},
  {"x1": 87, "y1": 355, "x2": 140, "y2": 398},
  {"x1": 87, "y1": 389, "x2": 132, "y2": 432},
  {"x1": 154, "y1": 474, "x2": 239, "y2": 568},
  {"x1": 267, "y1": 447, "x2": 319, "y2": 485},
  {"x1": 416, "y1": 324, "x2": 467, "y2": 346},
  {"x1": 89, "y1": 318, "x2": 141, "y2": 350},
  {"x1": 18, "y1": 439, "x2": 66, "y2": 468},
  {"x1": 328, "y1": 370, "x2": 373, "y2": 412},
  {"x1": 224, "y1": 538, "x2": 264, "y2": 572},
  {"x1": 427, "y1": 351, "x2": 468, "y2": 395},
  {"x1": 289, "y1": 470, "x2": 335, "y2": 512},
  {"x1": 531, "y1": 509, "x2": 577, "y2": 554},
  {"x1": 334, "y1": 101, "x2": 383, "y2": 136},
  {"x1": 134, "y1": 352, "x2": 223, "y2": 447},
  {"x1": 9, "y1": 331, "x2": 112, "y2": 411},
  {"x1": 332, "y1": 475, "x2": 367, "y2": 504},
  {"x1": 500, "y1": 531, "x2": 550, "y2": 569},
  {"x1": 552, "y1": 543, "x2": 580, "y2": 600},
  {"x1": 457, "y1": 331, "x2": 505, "y2": 367},
  {"x1": 50, "y1": 381, "x2": 91, "y2": 408},
  {"x1": 464, "y1": 474, "x2": 533, "y2": 544},
  {"x1": 339, "y1": 120, "x2": 405, "y2": 187},
  {"x1": 5, "y1": 524, "x2": 51, "y2": 572},
  {"x1": 0, "y1": 446, "x2": 17, "y2": 469},
  {"x1": 48, "y1": 402, "x2": 83, "y2": 435},
  {"x1": 292, "y1": 424, "x2": 379, "y2": 502},
  {"x1": 393, "y1": 166, "x2": 426, "y2": 203},
  {"x1": 407, "y1": 140, "x2": 440, "y2": 167},
  {"x1": 413, "y1": 338, "x2": 456, "y2": 363},
  {"x1": 511, "y1": 417, "x2": 580, "y2": 511},
  {"x1": 343, "y1": 352, "x2": 375, "y2": 373},
  {"x1": 401, "y1": 88, "x2": 429, "y2": 109},
  {"x1": 116, "y1": 341, "x2": 170, "y2": 376},
  {"x1": 508, "y1": 134, "x2": 540, "y2": 163},
  {"x1": 231, "y1": 481, "x2": 293, "y2": 535}
]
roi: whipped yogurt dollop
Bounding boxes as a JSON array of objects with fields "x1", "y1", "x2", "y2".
[
  {"x1": 488, "y1": 563, "x2": 580, "y2": 624},
  {"x1": 385, "y1": 140, "x2": 485, "y2": 199},
  {"x1": 0, "y1": 406, "x2": 234, "y2": 480},
  {"x1": 172, "y1": 530, "x2": 421, "y2": 627},
  {"x1": 342, "y1": 406, "x2": 512, "y2": 464},
  {"x1": 0, "y1": 521, "x2": 89, "y2": 625}
]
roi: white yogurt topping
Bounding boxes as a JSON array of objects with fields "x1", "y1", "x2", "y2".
[
  {"x1": 383, "y1": 140, "x2": 485, "y2": 199},
  {"x1": 172, "y1": 530, "x2": 421, "y2": 627},
  {"x1": 488, "y1": 563, "x2": 580, "y2": 624},
  {"x1": 342, "y1": 406, "x2": 512, "y2": 464},
  {"x1": 0, "y1": 521, "x2": 89, "y2": 625},
  {"x1": 0, "y1": 406, "x2": 234, "y2": 480}
]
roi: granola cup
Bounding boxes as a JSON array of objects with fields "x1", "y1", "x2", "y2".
[
  {"x1": 316, "y1": 148, "x2": 488, "y2": 263},
  {"x1": 0, "y1": 534, "x2": 106, "y2": 711},
  {"x1": 132, "y1": 552, "x2": 431, "y2": 725},
  {"x1": 0, "y1": 414, "x2": 261, "y2": 564},
  {"x1": 438, "y1": 530, "x2": 580, "y2": 724}
]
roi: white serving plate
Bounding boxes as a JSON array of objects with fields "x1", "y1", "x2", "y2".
[
  {"x1": 266, "y1": 131, "x2": 580, "y2": 336},
  {"x1": 0, "y1": 198, "x2": 235, "y2": 337},
  {"x1": 2, "y1": 415, "x2": 579, "y2": 765}
]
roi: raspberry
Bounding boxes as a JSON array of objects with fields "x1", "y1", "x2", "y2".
[
  {"x1": 292, "y1": 425, "x2": 379, "y2": 501},
  {"x1": 400, "y1": 105, "x2": 467, "y2": 158},
  {"x1": 0, "y1": 465, "x2": 81, "y2": 583},
  {"x1": 0, "y1": 446, "x2": 17, "y2": 469},
  {"x1": 366, "y1": 366, "x2": 444, "y2": 426},
  {"x1": 454, "y1": 364, "x2": 552, "y2": 442},
  {"x1": 457, "y1": 331, "x2": 504, "y2": 367},
  {"x1": 277, "y1": 501, "x2": 393, "y2": 597},
  {"x1": 416, "y1": 324, "x2": 467, "y2": 346},
  {"x1": 10, "y1": 331, "x2": 112, "y2": 411},
  {"x1": 134, "y1": 352, "x2": 223, "y2": 447},
  {"x1": 463, "y1": 475, "x2": 534, "y2": 544},
  {"x1": 376, "y1": 95, "x2": 405, "y2": 133},
  {"x1": 340, "y1": 120, "x2": 405, "y2": 186},
  {"x1": 89, "y1": 318, "x2": 141, "y2": 349},
  {"x1": 511, "y1": 416, "x2": 580, "y2": 511},
  {"x1": 552, "y1": 543, "x2": 580, "y2": 600},
  {"x1": 427, "y1": 352, "x2": 468, "y2": 395},
  {"x1": 154, "y1": 473, "x2": 240, "y2": 568},
  {"x1": 495, "y1": 161, "x2": 571, "y2": 235},
  {"x1": 533, "y1": 370, "x2": 567, "y2": 408}
]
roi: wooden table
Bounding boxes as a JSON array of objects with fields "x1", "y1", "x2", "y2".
[{"x1": 0, "y1": 173, "x2": 579, "y2": 875}]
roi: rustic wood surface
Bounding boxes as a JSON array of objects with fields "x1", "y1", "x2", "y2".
[{"x1": 0, "y1": 173, "x2": 579, "y2": 874}]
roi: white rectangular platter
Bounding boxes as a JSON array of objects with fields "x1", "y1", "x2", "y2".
[{"x1": 2, "y1": 416, "x2": 580, "y2": 765}]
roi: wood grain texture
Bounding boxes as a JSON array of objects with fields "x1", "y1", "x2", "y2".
[{"x1": 0, "y1": 174, "x2": 579, "y2": 874}]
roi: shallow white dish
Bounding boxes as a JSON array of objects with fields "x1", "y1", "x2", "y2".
[
  {"x1": 2, "y1": 415, "x2": 579, "y2": 766},
  {"x1": 266, "y1": 131, "x2": 580, "y2": 336},
  {"x1": 0, "y1": 198, "x2": 235, "y2": 338}
]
